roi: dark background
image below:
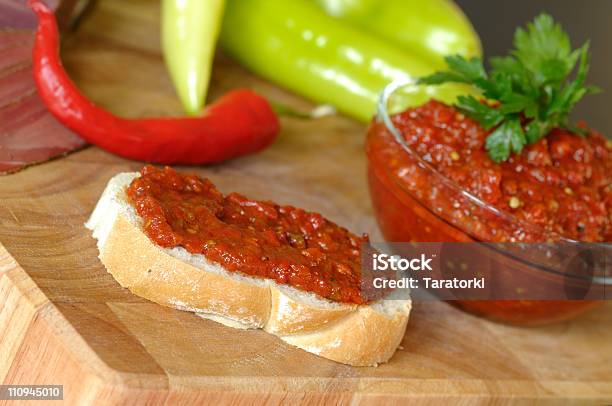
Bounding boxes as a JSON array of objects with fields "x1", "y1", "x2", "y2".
[{"x1": 456, "y1": 0, "x2": 611, "y2": 136}]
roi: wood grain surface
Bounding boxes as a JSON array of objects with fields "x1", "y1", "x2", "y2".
[{"x1": 1, "y1": 0, "x2": 611, "y2": 404}]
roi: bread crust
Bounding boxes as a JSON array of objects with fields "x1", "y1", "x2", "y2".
[
  {"x1": 87, "y1": 173, "x2": 411, "y2": 366},
  {"x1": 265, "y1": 287, "x2": 356, "y2": 335}
]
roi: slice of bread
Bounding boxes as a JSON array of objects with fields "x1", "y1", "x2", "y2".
[{"x1": 86, "y1": 172, "x2": 411, "y2": 366}]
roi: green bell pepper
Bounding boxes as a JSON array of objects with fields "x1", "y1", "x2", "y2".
[
  {"x1": 220, "y1": 0, "x2": 479, "y2": 122},
  {"x1": 162, "y1": 0, "x2": 225, "y2": 115},
  {"x1": 314, "y1": 0, "x2": 481, "y2": 68}
]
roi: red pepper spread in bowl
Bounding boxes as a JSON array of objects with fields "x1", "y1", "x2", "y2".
[
  {"x1": 366, "y1": 101, "x2": 610, "y2": 325},
  {"x1": 382, "y1": 100, "x2": 611, "y2": 242},
  {"x1": 127, "y1": 166, "x2": 368, "y2": 304},
  {"x1": 367, "y1": 13, "x2": 610, "y2": 325}
]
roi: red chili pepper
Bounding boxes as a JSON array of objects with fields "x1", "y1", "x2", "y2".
[{"x1": 28, "y1": 0, "x2": 280, "y2": 165}]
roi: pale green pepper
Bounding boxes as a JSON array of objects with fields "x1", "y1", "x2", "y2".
[
  {"x1": 161, "y1": 0, "x2": 225, "y2": 115},
  {"x1": 314, "y1": 0, "x2": 481, "y2": 68},
  {"x1": 220, "y1": 0, "x2": 479, "y2": 122}
]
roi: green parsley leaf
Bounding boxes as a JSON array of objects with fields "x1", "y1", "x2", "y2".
[
  {"x1": 512, "y1": 13, "x2": 576, "y2": 85},
  {"x1": 455, "y1": 95, "x2": 503, "y2": 129},
  {"x1": 524, "y1": 119, "x2": 551, "y2": 144},
  {"x1": 444, "y1": 55, "x2": 487, "y2": 81},
  {"x1": 417, "y1": 12, "x2": 600, "y2": 162},
  {"x1": 418, "y1": 55, "x2": 486, "y2": 85},
  {"x1": 485, "y1": 117, "x2": 526, "y2": 162}
]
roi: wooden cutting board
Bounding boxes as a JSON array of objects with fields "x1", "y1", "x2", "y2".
[{"x1": 1, "y1": 1, "x2": 611, "y2": 403}]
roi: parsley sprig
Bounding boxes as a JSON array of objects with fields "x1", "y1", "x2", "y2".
[{"x1": 418, "y1": 13, "x2": 600, "y2": 162}]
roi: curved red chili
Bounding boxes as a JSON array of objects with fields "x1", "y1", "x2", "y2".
[{"x1": 28, "y1": 0, "x2": 280, "y2": 165}]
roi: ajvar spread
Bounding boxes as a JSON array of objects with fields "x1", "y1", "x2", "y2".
[
  {"x1": 127, "y1": 166, "x2": 368, "y2": 304},
  {"x1": 366, "y1": 100, "x2": 611, "y2": 325},
  {"x1": 370, "y1": 100, "x2": 611, "y2": 243}
]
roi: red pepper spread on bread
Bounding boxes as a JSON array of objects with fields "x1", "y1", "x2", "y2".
[{"x1": 127, "y1": 166, "x2": 368, "y2": 304}]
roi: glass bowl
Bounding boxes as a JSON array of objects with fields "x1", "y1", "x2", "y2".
[{"x1": 365, "y1": 80, "x2": 610, "y2": 326}]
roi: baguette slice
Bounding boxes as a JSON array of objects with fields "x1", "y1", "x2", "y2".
[{"x1": 86, "y1": 172, "x2": 411, "y2": 366}]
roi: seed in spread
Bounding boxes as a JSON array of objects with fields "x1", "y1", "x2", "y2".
[{"x1": 126, "y1": 166, "x2": 369, "y2": 304}]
